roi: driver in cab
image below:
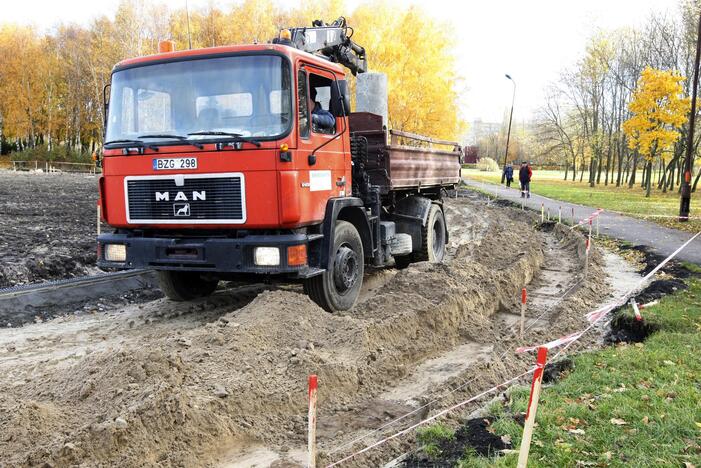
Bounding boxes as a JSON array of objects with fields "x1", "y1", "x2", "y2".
[{"x1": 309, "y1": 87, "x2": 335, "y2": 132}]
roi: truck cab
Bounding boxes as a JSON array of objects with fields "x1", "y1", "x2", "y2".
[{"x1": 98, "y1": 25, "x2": 460, "y2": 312}]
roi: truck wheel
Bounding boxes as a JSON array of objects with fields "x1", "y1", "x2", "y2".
[
  {"x1": 157, "y1": 271, "x2": 219, "y2": 301},
  {"x1": 414, "y1": 204, "x2": 446, "y2": 263},
  {"x1": 304, "y1": 220, "x2": 364, "y2": 312}
]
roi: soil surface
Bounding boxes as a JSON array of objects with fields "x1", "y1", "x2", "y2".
[
  {"x1": 0, "y1": 171, "x2": 99, "y2": 287},
  {"x1": 0, "y1": 186, "x2": 640, "y2": 467}
]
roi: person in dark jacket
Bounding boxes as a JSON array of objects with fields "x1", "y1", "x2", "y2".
[
  {"x1": 503, "y1": 163, "x2": 514, "y2": 187},
  {"x1": 519, "y1": 161, "x2": 532, "y2": 198},
  {"x1": 309, "y1": 87, "x2": 335, "y2": 131}
]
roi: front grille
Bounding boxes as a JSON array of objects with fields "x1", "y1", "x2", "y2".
[{"x1": 126, "y1": 174, "x2": 245, "y2": 223}]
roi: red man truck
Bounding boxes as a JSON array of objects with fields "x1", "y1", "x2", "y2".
[{"x1": 97, "y1": 18, "x2": 461, "y2": 311}]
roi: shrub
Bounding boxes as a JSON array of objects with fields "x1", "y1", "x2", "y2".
[
  {"x1": 476, "y1": 157, "x2": 499, "y2": 172},
  {"x1": 9, "y1": 144, "x2": 92, "y2": 163}
]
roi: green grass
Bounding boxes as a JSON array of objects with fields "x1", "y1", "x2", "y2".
[
  {"x1": 416, "y1": 423, "x2": 456, "y2": 460},
  {"x1": 418, "y1": 277, "x2": 701, "y2": 467},
  {"x1": 462, "y1": 168, "x2": 701, "y2": 234}
]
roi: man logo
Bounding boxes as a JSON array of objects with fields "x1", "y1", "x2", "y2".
[
  {"x1": 173, "y1": 203, "x2": 191, "y2": 217},
  {"x1": 155, "y1": 191, "x2": 206, "y2": 201}
]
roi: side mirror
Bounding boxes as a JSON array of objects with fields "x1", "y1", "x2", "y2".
[
  {"x1": 330, "y1": 80, "x2": 351, "y2": 117},
  {"x1": 103, "y1": 83, "x2": 111, "y2": 138}
]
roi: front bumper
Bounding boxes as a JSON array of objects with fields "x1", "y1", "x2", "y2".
[{"x1": 97, "y1": 232, "x2": 323, "y2": 278}]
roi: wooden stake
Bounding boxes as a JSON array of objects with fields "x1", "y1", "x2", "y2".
[
  {"x1": 517, "y1": 346, "x2": 549, "y2": 468},
  {"x1": 308, "y1": 375, "x2": 318, "y2": 468},
  {"x1": 541, "y1": 203, "x2": 544, "y2": 222},
  {"x1": 558, "y1": 206, "x2": 562, "y2": 224},
  {"x1": 584, "y1": 238, "x2": 589, "y2": 278},
  {"x1": 596, "y1": 215, "x2": 600, "y2": 236},
  {"x1": 571, "y1": 207, "x2": 575, "y2": 225},
  {"x1": 520, "y1": 288, "x2": 527, "y2": 339}
]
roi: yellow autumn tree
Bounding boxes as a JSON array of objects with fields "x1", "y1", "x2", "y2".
[
  {"x1": 349, "y1": 2, "x2": 465, "y2": 141},
  {"x1": 623, "y1": 67, "x2": 690, "y2": 197}
]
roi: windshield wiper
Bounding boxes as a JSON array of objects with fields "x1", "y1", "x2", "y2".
[
  {"x1": 104, "y1": 139, "x2": 159, "y2": 152},
  {"x1": 188, "y1": 131, "x2": 261, "y2": 147},
  {"x1": 138, "y1": 134, "x2": 204, "y2": 149},
  {"x1": 105, "y1": 139, "x2": 143, "y2": 145},
  {"x1": 188, "y1": 131, "x2": 241, "y2": 137}
]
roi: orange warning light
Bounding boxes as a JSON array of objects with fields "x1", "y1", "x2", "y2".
[{"x1": 158, "y1": 40, "x2": 176, "y2": 53}]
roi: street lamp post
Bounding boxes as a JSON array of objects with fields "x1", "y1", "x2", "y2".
[
  {"x1": 680, "y1": 12, "x2": 701, "y2": 222},
  {"x1": 502, "y1": 74, "x2": 516, "y2": 184}
]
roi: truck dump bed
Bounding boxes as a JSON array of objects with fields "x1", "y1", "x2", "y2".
[{"x1": 349, "y1": 113, "x2": 462, "y2": 195}]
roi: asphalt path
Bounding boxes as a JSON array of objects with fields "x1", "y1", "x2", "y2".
[{"x1": 462, "y1": 177, "x2": 701, "y2": 265}]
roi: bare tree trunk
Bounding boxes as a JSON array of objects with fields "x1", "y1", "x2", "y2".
[
  {"x1": 616, "y1": 147, "x2": 624, "y2": 187},
  {"x1": 629, "y1": 152, "x2": 638, "y2": 188},
  {"x1": 645, "y1": 161, "x2": 652, "y2": 197}
]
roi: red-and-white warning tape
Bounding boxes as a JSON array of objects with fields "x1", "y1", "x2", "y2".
[
  {"x1": 585, "y1": 303, "x2": 617, "y2": 324},
  {"x1": 548, "y1": 231, "x2": 701, "y2": 363},
  {"x1": 325, "y1": 231, "x2": 701, "y2": 466},
  {"x1": 570, "y1": 208, "x2": 604, "y2": 231},
  {"x1": 516, "y1": 331, "x2": 583, "y2": 354},
  {"x1": 517, "y1": 233, "x2": 701, "y2": 356},
  {"x1": 325, "y1": 368, "x2": 535, "y2": 468}
]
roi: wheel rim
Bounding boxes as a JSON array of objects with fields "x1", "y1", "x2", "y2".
[
  {"x1": 333, "y1": 244, "x2": 359, "y2": 294},
  {"x1": 432, "y1": 215, "x2": 446, "y2": 260}
]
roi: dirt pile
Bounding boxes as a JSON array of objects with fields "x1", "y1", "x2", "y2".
[
  {"x1": 0, "y1": 194, "x2": 619, "y2": 467},
  {"x1": 0, "y1": 171, "x2": 99, "y2": 287}
]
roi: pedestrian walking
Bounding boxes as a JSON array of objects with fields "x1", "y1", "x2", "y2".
[
  {"x1": 519, "y1": 161, "x2": 532, "y2": 198},
  {"x1": 504, "y1": 163, "x2": 514, "y2": 187}
]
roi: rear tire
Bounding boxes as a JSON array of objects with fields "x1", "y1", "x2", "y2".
[
  {"x1": 157, "y1": 271, "x2": 219, "y2": 301},
  {"x1": 395, "y1": 204, "x2": 446, "y2": 267},
  {"x1": 304, "y1": 220, "x2": 364, "y2": 312}
]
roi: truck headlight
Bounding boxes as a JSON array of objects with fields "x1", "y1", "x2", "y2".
[
  {"x1": 254, "y1": 247, "x2": 280, "y2": 266},
  {"x1": 104, "y1": 243, "x2": 127, "y2": 262}
]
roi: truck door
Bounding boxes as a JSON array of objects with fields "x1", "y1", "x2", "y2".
[{"x1": 295, "y1": 66, "x2": 347, "y2": 223}]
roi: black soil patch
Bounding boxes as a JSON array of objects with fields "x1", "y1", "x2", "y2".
[
  {"x1": 403, "y1": 418, "x2": 510, "y2": 467},
  {"x1": 537, "y1": 220, "x2": 558, "y2": 232},
  {"x1": 617, "y1": 244, "x2": 698, "y2": 279},
  {"x1": 543, "y1": 358, "x2": 574, "y2": 383},
  {"x1": 635, "y1": 279, "x2": 688, "y2": 303},
  {"x1": 493, "y1": 198, "x2": 518, "y2": 208},
  {"x1": 605, "y1": 313, "x2": 659, "y2": 344}
]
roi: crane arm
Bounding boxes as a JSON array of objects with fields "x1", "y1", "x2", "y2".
[{"x1": 274, "y1": 17, "x2": 367, "y2": 76}]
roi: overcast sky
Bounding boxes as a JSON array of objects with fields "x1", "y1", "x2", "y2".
[{"x1": 2, "y1": 0, "x2": 680, "y2": 124}]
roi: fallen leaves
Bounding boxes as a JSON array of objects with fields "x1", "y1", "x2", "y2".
[{"x1": 610, "y1": 418, "x2": 627, "y2": 426}]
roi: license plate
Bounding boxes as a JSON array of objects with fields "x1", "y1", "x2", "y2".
[{"x1": 152, "y1": 157, "x2": 197, "y2": 170}]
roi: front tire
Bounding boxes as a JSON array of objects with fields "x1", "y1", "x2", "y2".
[
  {"x1": 304, "y1": 220, "x2": 364, "y2": 312},
  {"x1": 157, "y1": 271, "x2": 219, "y2": 301}
]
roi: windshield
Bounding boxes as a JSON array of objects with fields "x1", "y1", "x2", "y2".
[{"x1": 105, "y1": 54, "x2": 292, "y2": 145}]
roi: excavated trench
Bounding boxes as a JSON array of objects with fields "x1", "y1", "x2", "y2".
[{"x1": 0, "y1": 191, "x2": 642, "y2": 467}]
